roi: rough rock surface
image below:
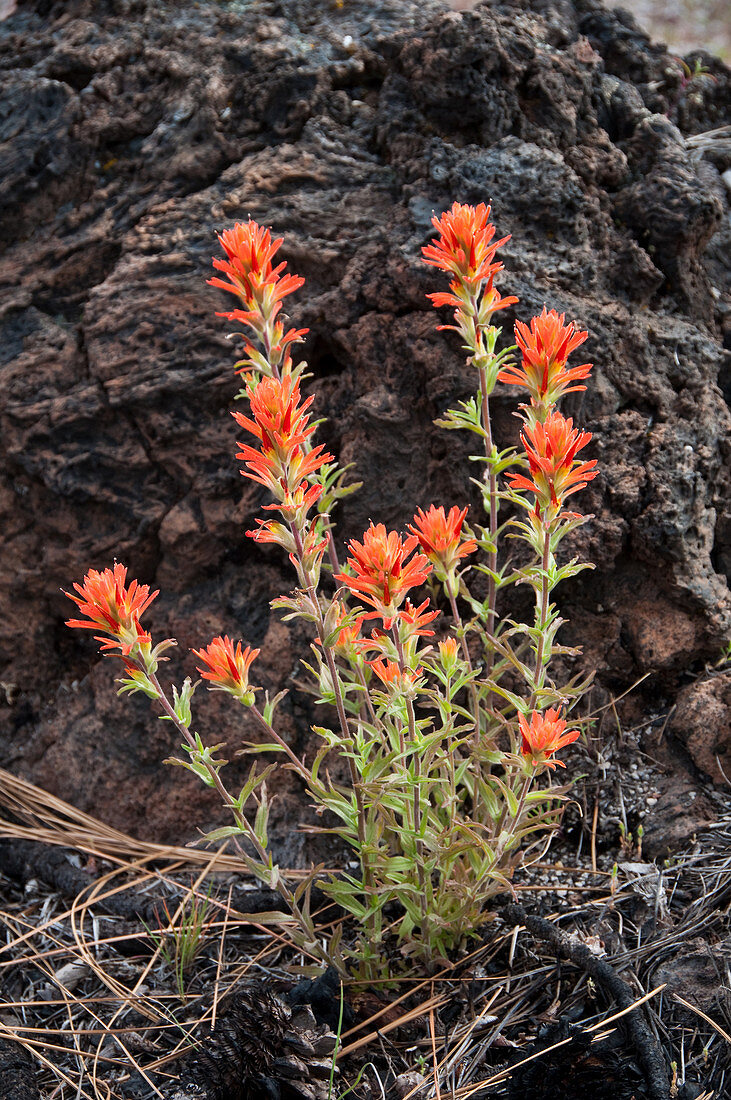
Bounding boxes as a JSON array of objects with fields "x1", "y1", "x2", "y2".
[
  {"x1": 670, "y1": 670, "x2": 731, "y2": 785},
  {"x1": 1, "y1": 0, "x2": 730, "y2": 855}
]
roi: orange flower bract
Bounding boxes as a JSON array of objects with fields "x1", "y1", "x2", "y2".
[
  {"x1": 208, "y1": 221, "x2": 304, "y2": 310},
  {"x1": 438, "y1": 637, "x2": 460, "y2": 664},
  {"x1": 65, "y1": 563, "x2": 157, "y2": 656},
  {"x1": 323, "y1": 601, "x2": 365, "y2": 657},
  {"x1": 369, "y1": 656, "x2": 422, "y2": 692},
  {"x1": 427, "y1": 273, "x2": 518, "y2": 320},
  {"x1": 397, "y1": 597, "x2": 440, "y2": 637},
  {"x1": 422, "y1": 202, "x2": 510, "y2": 285},
  {"x1": 233, "y1": 374, "x2": 332, "y2": 498},
  {"x1": 408, "y1": 504, "x2": 477, "y2": 577},
  {"x1": 507, "y1": 410, "x2": 598, "y2": 518},
  {"x1": 335, "y1": 523, "x2": 432, "y2": 630},
  {"x1": 519, "y1": 708, "x2": 580, "y2": 769},
  {"x1": 193, "y1": 636, "x2": 259, "y2": 701},
  {"x1": 499, "y1": 307, "x2": 591, "y2": 409}
]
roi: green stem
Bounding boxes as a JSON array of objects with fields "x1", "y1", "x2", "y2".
[
  {"x1": 392, "y1": 628, "x2": 428, "y2": 925},
  {"x1": 466, "y1": 290, "x2": 500, "y2": 685},
  {"x1": 496, "y1": 771, "x2": 533, "y2": 859},
  {"x1": 391, "y1": 631, "x2": 413, "y2": 767},
  {"x1": 290, "y1": 525, "x2": 361, "y2": 797},
  {"x1": 434, "y1": 673, "x2": 458, "y2": 844},
  {"x1": 327, "y1": 532, "x2": 342, "y2": 577},
  {"x1": 289, "y1": 520, "x2": 380, "y2": 969},
  {"x1": 529, "y1": 525, "x2": 552, "y2": 714},
  {"x1": 447, "y1": 581, "x2": 481, "y2": 740},
  {"x1": 478, "y1": 363, "x2": 499, "y2": 684},
  {"x1": 249, "y1": 704, "x2": 323, "y2": 789},
  {"x1": 355, "y1": 661, "x2": 381, "y2": 731},
  {"x1": 143, "y1": 667, "x2": 328, "y2": 965},
  {"x1": 447, "y1": 579, "x2": 485, "y2": 824}
]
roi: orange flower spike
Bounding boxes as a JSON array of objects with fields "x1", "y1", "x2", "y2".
[
  {"x1": 369, "y1": 656, "x2": 422, "y2": 692},
  {"x1": 233, "y1": 375, "x2": 332, "y2": 496},
  {"x1": 499, "y1": 307, "x2": 591, "y2": 411},
  {"x1": 237, "y1": 441, "x2": 330, "y2": 495},
  {"x1": 423, "y1": 206, "x2": 518, "y2": 361},
  {"x1": 507, "y1": 410, "x2": 598, "y2": 516},
  {"x1": 427, "y1": 271, "x2": 517, "y2": 319},
  {"x1": 397, "y1": 598, "x2": 440, "y2": 638},
  {"x1": 209, "y1": 222, "x2": 308, "y2": 379},
  {"x1": 408, "y1": 504, "x2": 477, "y2": 580},
  {"x1": 65, "y1": 564, "x2": 157, "y2": 656},
  {"x1": 335, "y1": 523, "x2": 432, "y2": 630},
  {"x1": 519, "y1": 707, "x2": 580, "y2": 770},
  {"x1": 235, "y1": 375, "x2": 314, "y2": 452},
  {"x1": 208, "y1": 221, "x2": 304, "y2": 307},
  {"x1": 422, "y1": 202, "x2": 510, "y2": 285},
  {"x1": 193, "y1": 636, "x2": 260, "y2": 704}
]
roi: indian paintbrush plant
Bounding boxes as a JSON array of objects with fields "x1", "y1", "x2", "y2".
[{"x1": 65, "y1": 204, "x2": 598, "y2": 981}]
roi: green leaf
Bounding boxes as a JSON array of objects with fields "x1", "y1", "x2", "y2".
[
  {"x1": 262, "y1": 689, "x2": 288, "y2": 726},
  {"x1": 254, "y1": 792, "x2": 269, "y2": 848},
  {"x1": 201, "y1": 825, "x2": 246, "y2": 843},
  {"x1": 492, "y1": 776, "x2": 519, "y2": 817}
]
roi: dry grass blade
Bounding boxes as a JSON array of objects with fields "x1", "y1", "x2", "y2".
[
  {"x1": 429, "y1": 1000, "x2": 442, "y2": 1100},
  {"x1": 673, "y1": 995, "x2": 731, "y2": 1045},
  {"x1": 0, "y1": 1027, "x2": 99, "y2": 1099},
  {"x1": 0, "y1": 765, "x2": 321, "y2": 878},
  {"x1": 338, "y1": 993, "x2": 449, "y2": 1059},
  {"x1": 0, "y1": 769, "x2": 310, "y2": 1099}
]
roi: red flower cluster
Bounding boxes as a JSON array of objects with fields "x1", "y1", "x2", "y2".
[
  {"x1": 65, "y1": 564, "x2": 157, "y2": 656},
  {"x1": 422, "y1": 202, "x2": 518, "y2": 355},
  {"x1": 408, "y1": 504, "x2": 477, "y2": 582},
  {"x1": 336, "y1": 523, "x2": 432, "y2": 630},
  {"x1": 234, "y1": 375, "x2": 331, "y2": 500},
  {"x1": 193, "y1": 636, "x2": 259, "y2": 702},
  {"x1": 422, "y1": 202, "x2": 509, "y2": 286},
  {"x1": 519, "y1": 708, "x2": 580, "y2": 770},
  {"x1": 499, "y1": 307, "x2": 591, "y2": 417},
  {"x1": 209, "y1": 221, "x2": 304, "y2": 314},
  {"x1": 209, "y1": 220, "x2": 308, "y2": 378},
  {"x1": 507, "y1": 410, "x2": 598, "y2": 524},
  {"x1": 369, "y1": 656, "x2": 422, "y2": 692}
]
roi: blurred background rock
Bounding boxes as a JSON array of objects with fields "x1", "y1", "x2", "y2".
[
  {"x1": 604, "y1": 0, "x2": 729, "y2": 61},
  {"x1": 450, "y1": 0, "x2": 730, "y2": 62},
  {"x1": 2, "y1": 0, "x2": 729, "y2": 59}
]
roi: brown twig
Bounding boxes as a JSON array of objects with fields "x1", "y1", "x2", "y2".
[{"x1": 0, "y1": 1037, "x2": 40, "y2": 1100}]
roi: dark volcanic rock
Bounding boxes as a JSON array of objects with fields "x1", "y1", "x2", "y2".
[
  {"x1": 670, "y1": 670, "x2": 731, "y2": 785},
  {"x1": 1, "y1": 0, "x2": 729, "y2": 850}
]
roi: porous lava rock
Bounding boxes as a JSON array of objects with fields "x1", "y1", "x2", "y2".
[
  {"x1": 1, "y1": 0, "x2": 729, "y2": 853},
  {"x1": 670, "y1": 670, "x2": 731, "y2": 785}
]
